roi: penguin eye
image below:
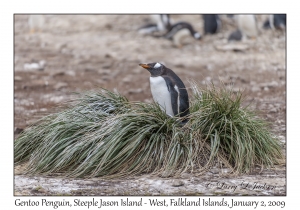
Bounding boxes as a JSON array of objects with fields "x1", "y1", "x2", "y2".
[{"x1": 154, "y1": 63, "x2": 161, "y2": 68}]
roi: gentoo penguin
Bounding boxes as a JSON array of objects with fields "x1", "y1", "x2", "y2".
[
  {"x1": 28, "y1": 14, "x2": 45, "y2": 34},
  {"x1": 269, "y1": 14, "x2": 286, "y2": 30},
  {"x1": 235, "y1": 15, "x2": 258, "y2": 39},
  {"x1": 139, "y1": 62, "x2": 189, "y2": 123},
  {"x1": 162, "y1": 22, "x2": 201, "y2": 47},
  {"x1": 202, "y1": 14, "x2": 221, "y2": 34},
  {"x1": 138, "y1": 14, "x2": 172, "y2": 35}
]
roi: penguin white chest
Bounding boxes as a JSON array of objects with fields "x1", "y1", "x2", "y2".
[{"x1": 149, "y1": 76, "x2": 174, "y2": 117}]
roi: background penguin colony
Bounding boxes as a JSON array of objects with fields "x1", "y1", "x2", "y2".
[{"x1": 138, "y1": 14, "x2": 286, "y2": 47}]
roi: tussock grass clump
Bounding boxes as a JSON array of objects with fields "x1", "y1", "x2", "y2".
[
  {"x1": 14, "y1": 84, "x2": 283, "y2": 178},
  {"x1": 189, "y1": 83, "x2": 283, "y2": 173}
]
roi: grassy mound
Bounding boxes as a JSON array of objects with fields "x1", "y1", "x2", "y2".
[{"x1": 14, "y1": 84, "x2": 283, "y2": 178}]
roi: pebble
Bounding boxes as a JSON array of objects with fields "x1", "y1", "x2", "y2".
[
  {"x1": 251, "y1": 86, "x2": 261, "y2": 92},
  {"x1": 171, "y1": 180, "x2": 184, "y2": 187},
  {"x1": 51, "y1": 71, "x2": 65, "y2": 77},
  {"x1": 98, "y1": 69, "x2": 110, "y2": 75},
  {"x1": 102, "y1": 63, "x2": 112, "y2": 69},
  {"x1": 23, "y1": 60, "x2": 46, "y2": 71},
  {"x1": 122, "y1": 76, "x2": 132, "y2": 83},
  {"x1": 65, "y1": 70, "x2": 76, "y2": 77},
  {"x1": 101, "y1": 76, "x2": 112, "y2": 81},
  {"x1": 128, "y1": 88, "x2": 143, "y2": 94},
  {"x1": 85, "y1": 67, "x2": 95, "y2": 72},
  {"x1": 24, "y1": 63, "x2": 41, "y2": 71},
  {"x1": 215, "y1": 43, "x2": 249, "y2": 52},
  {"x1": 14, "y1": 127, "x2": 24, "y2": 134},
  {"x1": 260, "y1": 81, "x2": 279, "y2": 88},
  {"x1": 15, "y1": 76, "x2": 22, "y2": 81},
  {"x1": 209, "y1": 168, "x2": 220, "y2": 174},
  {"x1": 54, "y1": 82, "x2": 68, "y2": 90},
  {"x1": 269, "y1": 108, "x2": 278, "y2": 113}
]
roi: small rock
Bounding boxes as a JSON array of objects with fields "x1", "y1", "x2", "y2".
[
  {"x1": 215, "y1": 43, "x2": 249, "y2": 52},
  {"x1": 14, "y1": 76, "x2": 22, "y2": 81},
  {"x1": 51, "y1": 71, "x2": 65, "y2": 77},
  {"x1": 128, "y1": 88, "x2": 143, "y2": 94},
  {"x1": 95, "y1": 79, "x2": 105, "y2": 84},
  {"x1": 85, "y1": 67, "x2": 95, "y2": 72},
  {"x1": 174, "y1": 63, "x2": 185, "y2": 68},
  {"x1": 98, "y1": 69, "x2": 111, "y2": 75},
  {"x1": 171, "y1": 180, "x2": 184, "y2": 187},
  {"x1": 54, "y1": 82, "x2": 68, "y2": 90},
  {"x1": 14, "y1": 127, "x2": 24, "y2": 134},
  {"x1": 50, "y1": 96, "x2": 65, "y2": 103},
  {"x1": 210, "y1": 168, "x2": 220, "y2": 174},
  {"x1": 104, "y1": 53, "x2": 111, "y2": 58},
  {"x1": 122, "y1": 76, "x2": 132, "y2": 83},
  {"x1": 206, "y1": 64, "x2": 213, "y2": 71},
  {"x1": 102, "y1": 76, "x2": 111, "y2": 81},
  {"x1": 66, "y1": 70, "x2": 76, "y2": 77},
  {"x1": 102, "y1": 63, "x2": 112, "y2": 69},
  {"x1": 269, "y1": 108, "x2": 278, "y2": 113},
  {"x1": 205, "y1": 76, "x2": 211, "y2": 81},
  {"x1": 251, "y1": 86, "x2": 260, "y2": 92},
  {"x1": 23, "y1": 63, "x2": 41, "y2": 71},
  {"x1": 39, "y1": 60, "x2": 46, "y2": 68},
  {"x1": 260, "y1": 81, "x2": 279, "y2": 88}
]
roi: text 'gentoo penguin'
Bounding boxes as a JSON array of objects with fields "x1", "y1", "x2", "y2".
[{"x1": 139, "y1": 62, "x2": 189, "y2": 124}]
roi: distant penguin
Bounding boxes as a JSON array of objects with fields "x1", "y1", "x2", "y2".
[
  {"x1": 139, "y1": 62, "x2": 189, "y2": 123},
  {"x1": 235, "y1": 15, "x2": 258, "y2": 38},
  {"x1": 202, "y1": 14, "x2": 221, "y2": 34},
  {"x1": 162, "y1": 21, "x2": 201, "y2": 47},
  {"x1": 28, "y1": 15, "x2": 45, "y2": 34},
  {"x1": 138, "y1": 14, "x2": 171, "y2": 34},
  {"x1": 269, "y1": 14, "x2": 286, "y2": 30}
]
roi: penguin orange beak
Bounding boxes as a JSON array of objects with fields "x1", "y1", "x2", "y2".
[{"x1": 139, "y1": 64, "x2": 150, "y2": 69}]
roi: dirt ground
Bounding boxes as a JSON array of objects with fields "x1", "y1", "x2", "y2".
[{"x1": 14, "y1": 15, "x2": 286, "y2": 196}]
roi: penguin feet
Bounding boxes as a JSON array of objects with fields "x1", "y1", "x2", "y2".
[{"x1": 175, "y1": 118, "x2": 189, "y2": 127}]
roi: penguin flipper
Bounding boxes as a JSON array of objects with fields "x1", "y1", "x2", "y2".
[{"x1": 163, "y1": 76, "x2": 179, "y2": 116}]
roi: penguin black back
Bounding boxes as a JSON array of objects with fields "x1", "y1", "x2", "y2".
[
  {"x1": 273, "y1": 14, "x2": 286, "y2": 30},
  {"x1": 203, "y1": 14, "x2": 220, "y2": 34},
  {"x1": 263, "y1": 14, "x2": 286, "y2": 30}
]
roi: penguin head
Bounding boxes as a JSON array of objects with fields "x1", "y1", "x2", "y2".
[{"x1": 139, "y1": 62, "x2": 164, "y2": 77}]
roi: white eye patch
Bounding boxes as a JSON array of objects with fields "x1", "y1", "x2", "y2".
[{"x1": 154, "y1": 63, "x2": 161, "y2": 68}]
